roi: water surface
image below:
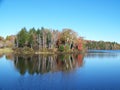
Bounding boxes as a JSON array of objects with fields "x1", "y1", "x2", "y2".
[{"x1": 0, "y1": 50, "x2": 120, "y2": 90}]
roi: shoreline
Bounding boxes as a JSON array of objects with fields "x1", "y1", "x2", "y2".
[
  {"x1": 1, "y1": 48, "x2": 120, "y2": 55},
  {"x1": 0, "y1": 48, "x2": 13, "y2": 53},
  {"x1": 0, "y1": 48, "x2": 85, "y2": 55}
]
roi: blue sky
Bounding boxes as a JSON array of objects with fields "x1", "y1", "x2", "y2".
[{"x1": 0, "y1": 0, "x2": 120, "y2": 43}]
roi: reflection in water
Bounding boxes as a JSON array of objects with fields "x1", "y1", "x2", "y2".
[
  {"x1": 1, "y1": 51, "x2": 120, "y2": 90},
  {"x1": 0, "y1": 53, "x2": 4, "y2": 58},
  {"x1": 0, "y1": 53, "x2": 14, "y2": 60},
  {"x1": 86, "y1": 52, "x2": 118, "y2": 58},
  {"x1": 13, "y1": 54, "x2": 84, "y2": 75},
  {"x1": 6, "y1": 53, "x2": 14, "y2": 60}
]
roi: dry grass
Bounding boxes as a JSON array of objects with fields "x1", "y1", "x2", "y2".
[
  {"x1": 0, "y1": 48, "x2": 13, "y2": 53},
  {"x1": 35, "y1": 52, "x2": 55, "y2": 55}
]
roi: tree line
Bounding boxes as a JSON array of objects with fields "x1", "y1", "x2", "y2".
[
  {"x1": 85, "y1": 40, "x2": 120, "y2": 50},
  {"x1": 14, "y1": 27, "x2": 84, "y2": 52},
  {"x1": 0, "y1": 35, "x2": 15, "y2": 48},
  {"x1": 0, "y1": 27, "x2": 120, "y2": 51}
]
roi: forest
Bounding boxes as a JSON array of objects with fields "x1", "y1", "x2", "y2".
[
  {"x1": 14, "y1": 27, "x2": 85, "y2": 53},
  {"x1": 85, "y1": 40, "x2": 120, "y2": 50},
  {"x1": 0, "y1": 27, "x2": 120, "y2": 54}
]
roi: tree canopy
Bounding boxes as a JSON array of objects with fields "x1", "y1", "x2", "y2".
[
  {"x1": 1, "y1": 27, "x2": 120, "y2": 52},
  {"x1": 14, "y1": 27, "x2": 84, "y2": 52}
]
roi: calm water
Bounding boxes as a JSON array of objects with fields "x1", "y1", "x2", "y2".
[{"x1": 0, "y1": 50, "x2": 120, "y2": 90}]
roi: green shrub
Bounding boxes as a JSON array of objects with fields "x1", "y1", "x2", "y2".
[
  {"x1": 22, "y1": 47, "x2": 34, "y2": 54},
  {"x1": 58, "y1": 45, "x2": 64, "y2": 52},
  {"x1": 64, "y1": 44, "x2": 70, "y2": 52}
]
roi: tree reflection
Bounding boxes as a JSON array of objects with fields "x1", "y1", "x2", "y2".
[
  {"x1": 13, "y1": 54, "x2": 84, "y2": 75},
  {"x1": 5, "y1": 53, "x2": 14, "y2": 60},
  {"x1": 0, "y1": 53, "x2": 4, "y2": 58},
  {"x1": 0, "y1": 53, "x2": 14, "y2": 59}
]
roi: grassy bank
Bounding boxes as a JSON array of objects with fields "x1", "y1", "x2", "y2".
[
  {"x1": 35, "y1": 52, "x2": 55, "y2": 54},
  {"x1": 0, "y1": 48, "x2": 84, "y2": 55},
  {"x1": 0, "y1": 48, "x2": 13, "y2": 53},
  {"x1": 11, "y1": 47, "x2": 84, "y2": 55}
]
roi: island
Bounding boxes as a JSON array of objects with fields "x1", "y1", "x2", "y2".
[{"x1": 0, "y1": 27, "x2": 120, "y2": 54}]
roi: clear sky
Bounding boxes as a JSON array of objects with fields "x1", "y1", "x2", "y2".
[{"x1": 0, "y1": 0, "x2": 120, "y2": 43}]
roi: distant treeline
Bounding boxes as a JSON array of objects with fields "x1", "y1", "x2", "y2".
[
  {"x1": 0, "y1": 35, "x2": 15, "y2": 48},
  {"x1": 85, "y1": 40, "x2": 120, "y2": 50}
]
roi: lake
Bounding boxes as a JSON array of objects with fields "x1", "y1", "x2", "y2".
[{"x1": 0, "y1": 50, "x2": 120, "y2": 90}]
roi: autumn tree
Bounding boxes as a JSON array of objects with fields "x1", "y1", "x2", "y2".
[{"x1": 59, "y1": 29, "x2": 78, "y2": 50}]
